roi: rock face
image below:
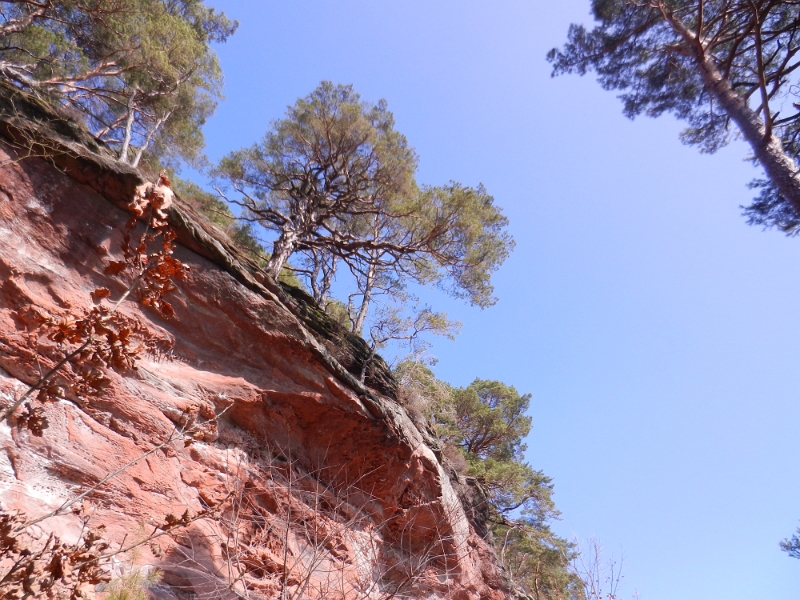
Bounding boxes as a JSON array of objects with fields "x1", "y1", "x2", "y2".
[{"x1": 0, "y1": 88, "x2": 512, "y2": 599}]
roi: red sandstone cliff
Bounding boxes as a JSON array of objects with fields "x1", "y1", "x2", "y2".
[{"x1": 0, "y1": 85, "x2": 517, "y2": 599}]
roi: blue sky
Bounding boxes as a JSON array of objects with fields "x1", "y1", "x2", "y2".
[{"x1": 194, "y1": 2, "x2": 800, "y2": 598}]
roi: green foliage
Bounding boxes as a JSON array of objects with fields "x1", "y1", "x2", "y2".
[
  {"x1": 276, "y1": 263, "x2": 304, "y2": 289},
  {"x1": 781, "y1": 527, "x2": 800, "y2": 559},
  {"x1": 174, "y1": 177, "x2": 264, "y2": 256},
  {"x1": 548, "y1": 0, "x2": 800, "y2": 232},
  {"x1": 451, "y1": 379, "x2": 532, "y2": 460},
  {"x1": 104, "y1": 569, "x2": 161, "y2": 600},
  {"x1": 395, "y1": 362, "x2": 579, "y2": 599},
  {"x1": 745, "y1": 178, "x2": 800, "y2": 235},
  {"x1": 412, "y1": 183, "x2": 513, "y2": 308},
  {"x1": 324, "y1": 297, "x2": 353, "y2": 330},
  {"x1": 173, "y1": 176, "x2": 304, "y2": 288},
  {"x1": 215, "y1": 81, "x2": 418, "y2": 276},
  {"x1": 394, "y1": 360, "x2": 454, "y2": 430},
  {"x1": 214, "y1": 82, "x2": 513, "y2": 355},
  {"x1": 450, "y1": 380, "x2": 557, "y2": 525},
  {"x1": 549, "y1": 2, "x2": 719, "y2": 145},
  {"x1": 496, "y1": 521, "x2": 582, "y2": 600},
  {"x1": 0, "y1": 0, "x2": 237, "y2": 166}
]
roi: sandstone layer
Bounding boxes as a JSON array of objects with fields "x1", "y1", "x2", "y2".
[{"x1": 0, "y1": 86, "x2": 514, "y2": 599}]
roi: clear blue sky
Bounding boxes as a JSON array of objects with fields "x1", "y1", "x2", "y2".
[{"x1": 194, "y1": 2, "x2": 800, "y2": 598}]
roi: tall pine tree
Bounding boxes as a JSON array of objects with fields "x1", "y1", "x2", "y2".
[{"x1": 549, "y1": 1, "x2": 800, "y2": 232}]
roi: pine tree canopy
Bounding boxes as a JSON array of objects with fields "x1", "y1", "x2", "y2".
[
  {"x1": 215, "y1": 81, "x2": 514, "y2": 309},
  {"x1": 0, "y1": 0, "x2": 237, "y2": 167},
  {"x1": 549, "y1": 0, "x2": 800, "y2": 233}
]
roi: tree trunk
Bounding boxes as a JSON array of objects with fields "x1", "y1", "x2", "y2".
[
  {"x1": 666, "y1": 11, "x2": 800, "y2": 217},
  {"x1": 699, "y1": 58, "x2": 800, "y2": 216},
  {"x1": 310, "y1": 251, "x2": 322, "y2": 303},
  {"x1": 118, "y1": 90, "x2": 137, "y2": 164},
  {"x1": 131, "y1": 109, "x2": 171, "y2": 168},
  {"x1": 267, "y1": 230, "x2": 298, "y2": 279},
  {"x1": 359, "y1": 344, "x2": 377, "y2": 383},
  {"x1": 352, "y1": 258, "x2": 376, "y2": 336},
  {"x1": 318, "y1": 255, "x2": 337, "y2": 308},
  {"x1": 0, "y1": 8, "x2": 46, "y2": 37},
  {"x1": 309, "y1": 250, "x2": 337, "y2": 307}
]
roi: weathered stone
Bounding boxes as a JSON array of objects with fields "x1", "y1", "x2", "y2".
[{"x1": 0, "y1": 86, "x2": 516, "y2": 599}]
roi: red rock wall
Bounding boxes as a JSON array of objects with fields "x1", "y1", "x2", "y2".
[{"x1": 0, "y1": 116, "x2": 511, "y2": 599}]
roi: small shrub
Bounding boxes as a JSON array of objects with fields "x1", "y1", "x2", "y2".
[{"x1": 103, "y1": 569, "x2": 161, "y2": 600}]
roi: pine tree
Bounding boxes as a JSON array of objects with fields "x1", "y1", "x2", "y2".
[{"x1": 549, "y1": 0, "x2": 800, "y2": 232}]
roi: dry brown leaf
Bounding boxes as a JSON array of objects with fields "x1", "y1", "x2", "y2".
[
  {"x1": 103, "y1": 261, "x2": 126, "y2": 276},
  {"x1": 90, "y1": 288, "x2": 111, "y2": 303}
]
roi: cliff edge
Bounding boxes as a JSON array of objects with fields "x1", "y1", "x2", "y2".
[{"x1": 0, "y1": 85, "x2": 515, "y2": 599}]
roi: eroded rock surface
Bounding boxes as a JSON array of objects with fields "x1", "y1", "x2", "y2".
[{"x1": 0, "y1": 93, "x2": 512, "y2": 599}]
